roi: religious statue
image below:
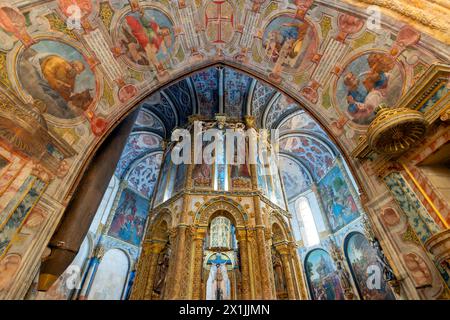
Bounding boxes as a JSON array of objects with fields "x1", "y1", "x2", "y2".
[
  {"x1": 153, "y1": 248, "x2": 170, "y2": 295},
  {"x1": 214, "y1": 264, "x2": 224, "y2": 300}
]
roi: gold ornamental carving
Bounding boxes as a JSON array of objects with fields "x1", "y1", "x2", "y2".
[{"x1": 367, "y1": 106, "x2": 428, "y2": 155}]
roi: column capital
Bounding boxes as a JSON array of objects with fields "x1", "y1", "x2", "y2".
[{"x1": 275, "y1": 243, "x2": 290, "y2": 255}]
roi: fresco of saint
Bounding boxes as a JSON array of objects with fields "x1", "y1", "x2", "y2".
[
  {"x1": 336, "y1": 52, "x2": 404, "y2": 126},
  {"x1": 119, "y1": 8, "x2": 174, "y2": 68},
  {"x1": 18, "y1": 40, "x2": 96, "y2": 120}
]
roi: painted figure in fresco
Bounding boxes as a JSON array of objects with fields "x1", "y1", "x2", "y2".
[
  {"x1": 121, "y1": 9, "x2": 173, "y2": 70},
  {"x1": 58, "y1": 0, "x2": 93, "y2": 28},
  {"x1": 346, "y1": 234, "x2": 395, "y2": 300},
  {"x1": 0, "y1": 5, "x2": 34, "y2": 47},
  {"x1": 108, "y1": 190, "x2": 147, "y2": 246},
  {"x1": 193, "y1": 163, "x2": 212, "y2": 186},
  {"x1": 19, "y1": 41, "x2": 96, "y2": 120},
  {"x1": 342, "y1": 53, "x2": 398, "y2": 125},
  {"x1": 263, "y1": 15, "x2": 313, "y2": 72},
  {"x1": 0, "y1": 254, "x2": 21, "y2": 291}
]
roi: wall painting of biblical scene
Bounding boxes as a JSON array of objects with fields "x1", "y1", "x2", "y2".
[
  {"x1": 305, "y1": 249, "x2": 345, "y2": 300},
  {"x1": 317, "y1": 166, "x2": 360, "y2": 232},
  {"x1": 345, "y1": 232, "x2": 395, "y2": 300},
  {"x1": 108, "y1": 188, "x2": 149, "y2": 246},
  {"x1": 334, "y1": 52, "x2": 405, "y2": 126}
]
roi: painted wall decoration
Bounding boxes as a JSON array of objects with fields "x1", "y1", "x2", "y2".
[
  {"x1": 108, "y1": 188, "x2": 149, "y2": 246},
  {"x1": 17, "y1": 40, "x2": 97, "y2": 120},
  {"x1": 204, "y1": 0, "x2": 235, "y2": 44},
  {"x1": 317, "y1": 166, "x2": 360, "y2": 232},
  {"x1": 280, "y1": 136, "x2": 334, "y2": 179},
  {"x1": 173, "y1": 163, "x2": 186, "y2": 194},
  {"x1": 279, "y1": 111, "x2": 325, "y2": 136},
  {"x1": 117, "y1": 7, "x2": 175, "y2": 69},
  {"x1": 115, "y1": 132, "x2": 162, "y2": 177},
  {"x1": 262, "y1": 14, "x2": 317, "y2": 73},
  {"x1": 251, "y1": 81, "x2": 276, "y2": 125},
  {"x1": 126, "y1": 152, "x2": 162, "y2": 199},
  {"x1": 230, "y1": 139, "x2": 251, "y2": 189},
  {"x1": 345, "y1": 233, "x2": 395, "y2": 300},
  {"x1": 0, "y1": 177, "x2": 47, "y2": 257},
  {"x1": 334, "y1": 52, "x2": 405, "y2": 126},
  {"x1": 192, "y1": 68, "x2": 219, "y2": 118},
  {"x1": 265, "y1": 94, "x2": 299, "y2": 128},
  {"x1": 305, "y1": 249, "x2": 345, "y2": 300},
  {"x1": 224, "y1": 68, "x2": 251, "y2": 118},
  {"x1": 0, "y1": 156, "x2": 9, "y2": 171},
  {"x1": 279, "y1": 156, "x2": 312, "y2": 200}
]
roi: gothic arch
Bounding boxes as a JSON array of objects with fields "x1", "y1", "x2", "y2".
[
  {"x1": 146, "y1": 209, "x2": 173, "y2": 242},
  {"x1": 269, "y1": 210, "x2": 294, "y2": 244},
  {"x1": 194, "y1": 197, "x2": 248, "y2": 228},
  {"x1": 64, "y1": 60, "x2": 367, "y2": 202}
]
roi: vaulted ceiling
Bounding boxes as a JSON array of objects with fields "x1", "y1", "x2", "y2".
[{"x1": 124, "y1": 66, "x2": 339, "y2": 201}]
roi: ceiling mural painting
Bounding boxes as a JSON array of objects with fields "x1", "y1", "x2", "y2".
[
  {"x1": 280, "y1": 135, "x2": 336, "y2": 180},
  {"x1": 114, "y1": 131, "x2": 162, "y2": 178}
]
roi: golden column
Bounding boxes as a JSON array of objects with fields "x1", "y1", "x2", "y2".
[
  {"x1": 253, "y1": 196, "x2": 275, "y2": 299},
  {"x1": 130, "y1": 243, "x2": 152, "y2": 300},
  {"x1": 169, "y1": 224, "x2": 188, "y2": 299},
  {"x1": 191, "y1": 228, "x2": 206, "y2": 299},
  {"x1": 289, "y1": 242, "x2": 307, "y2": 299},
  {"x1": 236, "y1": 229, "x2": 251, "y2": 299},
  {"x1": 130, "y1": 241, "x2": 165, "y2": 299},
  {"x1": 276, "y1": 244, "x2": 296, "y2": 300}
]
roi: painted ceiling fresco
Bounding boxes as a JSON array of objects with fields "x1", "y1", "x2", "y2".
[
  {"x1": 280, "y1": 135, "x2": 336, "y2": 180},
  {"x1": 278, "y1": 155, "x2": 312, "y2": 200},
  {"x1": 114, "y1": 130, "x2": 162, "y2": 177}
]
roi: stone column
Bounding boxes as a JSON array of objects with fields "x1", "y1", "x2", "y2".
[
  {"x1": 191, "y1": 228, "x2": 206, "y2": 299},
  {"x1": 169, "y1": 224, "x2": 188, "y2": 299},
  {"x1": 253, "y1": 196, "x2": 273, "y2": 299},
  {"x1": 236, "y1": 229, "x2": 251, "y2": 299},
  {"x1": 277, "y1": 244, "x2": 296, "y2": 300},
  {"x1": 129, "y1": 243, "x2": 152, "y2": 300},
  {"x1": 289, "y1": 242, "x2": 308, "y2": 299}
]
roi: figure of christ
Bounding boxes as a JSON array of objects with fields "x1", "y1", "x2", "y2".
[{"x1": 214, "y1": 264, "x2": 224, "y2": 300}]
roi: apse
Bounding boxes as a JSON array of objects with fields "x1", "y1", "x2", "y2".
[{"x1": 30, "y1": 65, "x2": 378, "y2": 300}]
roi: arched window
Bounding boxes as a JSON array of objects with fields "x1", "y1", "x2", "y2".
[
  {"x1": 296, "y1": 197, "x2": 320, "y2": 247},
  {"x1": 88, "y1": 249, "x2": 130, "y2": 300},
  {"x1": 209, "y1": 216, "x2": 232, "y2": 249}
]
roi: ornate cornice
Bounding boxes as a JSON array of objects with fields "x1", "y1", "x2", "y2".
[{"x1": 338, "y1": 0, "x2": 450, "y2": 44}]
